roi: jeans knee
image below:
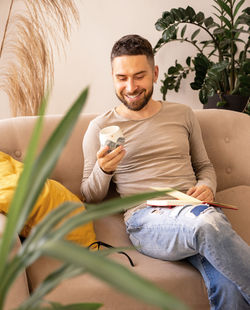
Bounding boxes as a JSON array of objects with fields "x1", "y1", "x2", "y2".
[{"x1": 195, "y1": 210, "x2": 228, "y2": 234}]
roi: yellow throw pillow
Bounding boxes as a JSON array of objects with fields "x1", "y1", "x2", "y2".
[{"x1": 0, "y1": 151, "x2": 97, "y2": 247}]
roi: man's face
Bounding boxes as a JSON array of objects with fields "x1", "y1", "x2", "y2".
[{"x1": 112, "y1": 55, "x2": 158, "y2": 111}]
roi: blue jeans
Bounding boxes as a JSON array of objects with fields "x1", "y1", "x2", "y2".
[{"x1": 125, "y1": 204, "x2": 250, "y2": 309}]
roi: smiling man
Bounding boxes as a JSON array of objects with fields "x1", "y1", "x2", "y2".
[
  {"x1": 113, "y1": 54, "x2": 157, "y2": 112},
  {"x1": 81, "y1": 35, "x2": 250, "y2": 309}
]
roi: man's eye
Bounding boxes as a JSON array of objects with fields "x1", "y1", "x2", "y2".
[
  {"x1": 135, "y1": 75, "x2": 144, "y2": 80},
  {"x1": 118, "y1": 77, "x2": 126, "y2": 81}
]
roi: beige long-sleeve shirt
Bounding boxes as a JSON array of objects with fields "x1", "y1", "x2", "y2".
[{"x1": 81, "y1": 102, "x2": 216, "y2": 205}]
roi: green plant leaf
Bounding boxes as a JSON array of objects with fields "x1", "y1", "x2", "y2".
[
  {"x1": 195, "y1": 12, "x2": 205, "y2": 24},
  {"x1": 162, "y1": 25, "x2": 177, "y2": 42},
  {"x1": 208, "y1": 48, "x2": 217, "y2": 58},
  {"x1": 211, "y1": 61, "x2": 228, "y2": 72},
  {"x1": 242, "y1": 60, "x2": 250, "y2": 74},
  {"x1": 0, "y1": 88, "x2": 88, "y2": 308},
  {"x1": 44, "y1": 190, "x2": 170, "y2": 243},
  {"x1": 191, "y1": 29, "x2": 201, "y2": 40},
  {"x1": 185, "y1": 6, "x2": 196, "y2": 22},
  {"x1": 18, "y1": 264, "x2": 85, "y2": 310},
  {"x1": 190, "y1": 54, "x2": 211, "y2": 91},
  {"x1": 168, "y1": 66, "x2": 178, "y2": 74},
  {"x1": 50, "y1": 303, "x2": 102, "y2": 310},
  {"x1": 243, "y1": 7, "x2": 250, "y2": 14},
  {"x1": 233, "y1": 0, "x2": 245, "y2": 17},
  {"x1": 177, "y1": 7, "x2": 188, "y2": 20},
  {"x1": 213, "y1": 27, "x2": 226, "y2": 35},
  {"x1": 243, "y1": 100, "x2": 250, "y2": 115},
  {"x1": 20, "y1": 202, "x2": 82, "y2": 255},
  {"x1": 170, "y1": 8, "x2": 181, "y2": 21},
  {"x1": 212, "y1": 4, "x2": 223, "y2": 14},
  {"x1": 16, "y1": 88, "x2": 89, "y2": 235},
  {"x1": 181, "y1": 25, "x2": 187, "y2": 38},
  {"x1": 155, "y1": 18, "x2": 168, "y2": 31},
  {"x1": 153, "y1": 38, "x2": 164, "y2": 54},
  {"x1": 0, "y1": 97, "x2": 47, "y2": 280},
  {"x1": 239, "y1": 87, "x2": 250, "y2": 96},
  {"x1": 207, "y1": 88, "x2": 216, "y2": 97},
  {"x1": 236, "y1": 11, "x2": 250, "y2": 26},
  {"x1": 204, "y1": 17, "x2": 214, "y2": 27},
  {"x1": 186, "y1": 56, "x2": 191, "y2": 66},
  {"x1": 216, "y1": 0, "x2": 232, "y2": 17},
  {"x1": 162, "y1": 11, "x2": 170, "y2": 19},
  {"x1": 213, "y1": 12, "x2": 223, "y2": 21},
  {"x1": 42, "y1": 240, "x2": 188, "y2": 310},
  {"x1": 49, "y1": 304, "x2": 102, "y2": 310},
  {"x1": 24, "y1": 303, "x2": 102, "y2": 310},
  {"x1": 217, "y1": 100, "x2": 227, "y2": 107},
  {"x1": 219, "y1": 15, "x2": 232, "y2": 28},
  {"x1": 190, "y1": 82, "x2": 201, "y2": 90},
  {"x1": 199, "y1": 87, "x2": 209, "y2": 104}
]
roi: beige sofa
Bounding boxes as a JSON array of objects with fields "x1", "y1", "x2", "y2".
[{"x1": 1, "y1": 109, "x2": 250, "y2": 310}]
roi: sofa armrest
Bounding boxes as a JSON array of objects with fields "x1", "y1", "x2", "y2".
[{"x1": 0, "y1": 213, "x2": 30, "y2": 309}]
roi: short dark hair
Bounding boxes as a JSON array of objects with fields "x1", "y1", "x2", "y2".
[{"x1": 111, "y1": 34, "x2": 154, "y2": 65}]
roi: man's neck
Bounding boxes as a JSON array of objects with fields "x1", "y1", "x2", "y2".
[{"x1": 116, "y1": 99, "x2": 162, "y2": 120}]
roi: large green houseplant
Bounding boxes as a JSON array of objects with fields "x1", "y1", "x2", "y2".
[
  {"x1": 154, "y1": 0, "x2": 250, "y2": 114},
  {"x1": 0, "y1": 88, "x2": 187, "y2": 310}
]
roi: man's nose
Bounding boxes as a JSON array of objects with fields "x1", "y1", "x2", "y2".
[{"x1": 126, "y1": 79, "x2": 137, "y2": 93}]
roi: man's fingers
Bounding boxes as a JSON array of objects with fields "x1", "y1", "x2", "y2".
[
  {"x1": 97, "y1": 146, "x2": 110, "y2": 159},
  {"x1": 102, "y1": 150, "x2": 125, "y2": 171},
  {"x1": 186, "y1": 187, "x2": 196, "y2": 196},
  {"x1": 198, "y1": 186, "x2": 214, "y2": 201},
  {"x1": 97, "y1": 145, "x2": 125, "y2": 173},
  {"x1": 187, "y1": 185, "x2": 214, "y2": 202},
  {"x1": 195, "y1": 192, "x2": 209, "y2": 201},
  {"x1": 108, "y1": 145, "x2": 125, "y2": 158},
  {"x1": 98, "y1": 145, "x2": 124, "y2": 159}
]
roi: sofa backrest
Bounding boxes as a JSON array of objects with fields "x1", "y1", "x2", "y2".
[
  {"x1": 0, "y1": 109, "x2": 249, "y2": 197},
  {"x1": 0, "y1": 113, "x2": 97, "y2": 198}
]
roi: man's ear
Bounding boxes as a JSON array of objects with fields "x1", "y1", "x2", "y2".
[{"x1": 154, "y1": 65, "x2": 159, "y2": 83}]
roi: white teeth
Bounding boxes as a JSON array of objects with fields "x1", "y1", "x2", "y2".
[{"x1": 127, "y1": 94, "x2": 139, "y2": 98}]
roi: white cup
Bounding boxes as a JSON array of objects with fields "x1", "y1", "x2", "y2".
[{"x1": 99, "y1": 125, "x2": 125, "y2": 152}]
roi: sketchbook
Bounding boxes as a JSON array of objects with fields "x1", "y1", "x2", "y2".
[{"x1": 147, "y1": 187, "x2": 238, "y2": 210}]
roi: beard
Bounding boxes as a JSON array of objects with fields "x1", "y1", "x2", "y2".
[{"x1": 115, "y1": 86, "x2": 154, "y2": 111}]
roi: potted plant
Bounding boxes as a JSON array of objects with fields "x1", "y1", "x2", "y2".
[{"x1": 153, "y1": 0, "x2": 250, "y2": 114}]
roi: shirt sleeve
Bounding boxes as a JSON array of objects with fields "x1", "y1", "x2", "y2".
[
  {"x1": 187, "y1": 108, "x2": 217, "y2": 196},
  {"x1": 80, "y1": 120, "x2": 113, "y2": 203}
]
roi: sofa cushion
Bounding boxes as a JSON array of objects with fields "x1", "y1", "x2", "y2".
[
  {"x1": 0, "y1": 151, "x2": 96, "y2": 247},
  {"x1": 215, "y1": 185, "x2": 250, "y2": 245}
]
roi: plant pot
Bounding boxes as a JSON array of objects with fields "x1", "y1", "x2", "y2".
[{"x1": 203, "y1": 94, "x2": 249, "y2": 112}]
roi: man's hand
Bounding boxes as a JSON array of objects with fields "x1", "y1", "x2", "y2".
[
  {"x1": 97, "y1": 145, "x2": 125, "y2": 174},
  {"x1": 186, "y1": 185, "x2": 214, "y2": 202}
]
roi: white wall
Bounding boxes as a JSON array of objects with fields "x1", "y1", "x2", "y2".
[{"x1": 0, "y1": 0, "x2": 218, "y2": 118}]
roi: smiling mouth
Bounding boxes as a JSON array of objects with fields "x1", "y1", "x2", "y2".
[{"x1": 125, "y1": 91, "x2": 144, "y2": 100}]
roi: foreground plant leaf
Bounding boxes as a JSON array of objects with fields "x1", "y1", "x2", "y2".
[
  {"x1": 21, "y1": 302, "x2": 102, "y2": 310},
  {"x1": 0, "y1": 87, "x2": 88, "y2": 308},
  {"x1": 42, "y1": 240, "x2": 188, "y2": 310}
]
